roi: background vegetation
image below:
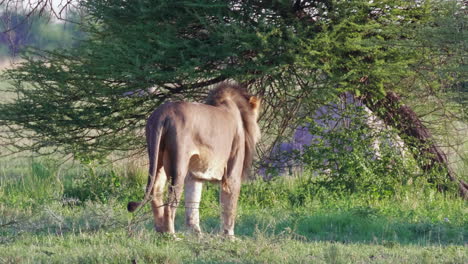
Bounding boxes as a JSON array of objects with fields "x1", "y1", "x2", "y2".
[{"x1": 0, "y1": 9, "x2": 83, "y2": 58}]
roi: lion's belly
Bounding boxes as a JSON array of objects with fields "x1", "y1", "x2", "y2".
[
  {"x1": 188, "y1": 151, "x2": 225, "y2": 181},
  {"x1": 190, "y1": 166, "x2": 224, "y2": 181}
]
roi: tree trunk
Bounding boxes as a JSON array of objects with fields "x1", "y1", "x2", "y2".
[{"x1": 362, "y1": 92, "x2": 468, "y2": 199}]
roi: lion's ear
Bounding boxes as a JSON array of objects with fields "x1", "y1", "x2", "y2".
[{"x1": 249, "y1": 96, "x2": 261, "y2": 110}]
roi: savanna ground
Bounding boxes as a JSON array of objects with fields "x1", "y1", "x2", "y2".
[{"x1": 0, "y1": 62, "x2": 466, "y2": 264}]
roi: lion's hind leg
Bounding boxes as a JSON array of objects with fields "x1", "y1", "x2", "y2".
[
  {"x1": 184, "y1": 174, "x2": 203, "y2": 234},
  {"x1": 151, "y1": 165, "x2": 167, "y2": 232},
  {"x1": 164, "y1": 150, "x2": 190, "y2": 234},
  {"x1": 164, "y1": 184, "x2": 184, "y2": 234}
]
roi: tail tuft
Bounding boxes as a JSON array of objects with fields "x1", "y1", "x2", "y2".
[{"x1": 127, "y1": 201, "x2": 141, "y2": 213}]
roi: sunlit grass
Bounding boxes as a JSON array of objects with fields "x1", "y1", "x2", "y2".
[{"x1": 1, "y1": 216, "x2": 466, "y2": 263}]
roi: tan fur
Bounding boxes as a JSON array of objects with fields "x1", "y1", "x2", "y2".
[{"x1": 128, "y1": 82, "x2": 261, "y2": 236}]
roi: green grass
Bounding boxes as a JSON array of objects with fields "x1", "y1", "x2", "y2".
[
  {"x1": 0, "y1": 158, "x2": 466, "y2": 263},
  {"x1": 1, "y1": 229, "x2": 466, "y2": 263},
  {"x1": 0, "y1": 203, "x2": 466, "y2": 263},
  {"x1": 1, "y1": 201, "x2": 466, "y2": 264}
]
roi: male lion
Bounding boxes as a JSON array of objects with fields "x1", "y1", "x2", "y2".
[{"x1": 128, "y1": 82, "x2": 261, "y2": 236}]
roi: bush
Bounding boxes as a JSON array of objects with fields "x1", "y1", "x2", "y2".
[
  {"x1": 257, "y1": 103, "x2": 422, "y2": 198},
  {"x1": 302, "y1": 111, "x2": 420, "y2": 197}
]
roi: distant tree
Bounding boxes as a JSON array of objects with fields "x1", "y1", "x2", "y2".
[{"x1": 0, "y1": 4, "x2": 84, "y2": 57}]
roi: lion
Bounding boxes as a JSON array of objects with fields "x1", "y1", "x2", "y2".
[{"x1": 127, "y1": 82, "x2": 261, "y2": 236}]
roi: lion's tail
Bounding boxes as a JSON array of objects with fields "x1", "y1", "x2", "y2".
[{"x1": 127, "y1": 119, "x2": 166, "y2": 213}]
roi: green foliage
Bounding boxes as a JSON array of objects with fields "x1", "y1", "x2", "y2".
[
  {"x1": 415, "y1": 0, "x2": 467, "y2": 117},
  {"x1": 298, "y1": 0, "x2": 428, "y2": 97},
  {"x1": 261, "y1": 103, "x2": 427, "y2": 198},
  {"x1": 0, "y1": 0, "x2": 439, "y2": 159},
  {"x1": 300, "y1": 112, "x2": 418, "y2": 197}
]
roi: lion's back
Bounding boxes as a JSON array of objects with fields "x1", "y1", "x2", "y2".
[{"x1": 147, "y1": 101, "x2": 239, "y2": 141}]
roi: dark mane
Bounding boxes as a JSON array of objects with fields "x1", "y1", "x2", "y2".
[
  {"x1": 205, "y1": 82, "x2": 249, "y2": 106},
  {"x1": 206, "y1": 82, "x2": 258, "y2": 180}
]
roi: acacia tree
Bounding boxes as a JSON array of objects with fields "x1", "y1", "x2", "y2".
[{"x1": 0, "y1": 0, "x2": 465, "y2": 195}]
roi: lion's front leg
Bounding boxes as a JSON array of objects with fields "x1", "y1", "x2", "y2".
[
  {"x1": 220, "y1": 176, "x2": 241, "y2": 237},
  {"x1": 184, "y1": 174, "x2": 203, "y2": 234}
]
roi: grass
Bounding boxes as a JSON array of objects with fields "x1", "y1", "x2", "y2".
[
  {"x1": 0, "y1": 157, "x2": 466, "y2": 263},
  {"x1": 1, "y1": 201, "x2": 466, "y2": 263},
  {"x1": 1, "y1": 230, "x2": 466, "y2": 263}
]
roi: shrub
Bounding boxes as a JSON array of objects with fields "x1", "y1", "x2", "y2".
[
  {"x1": 301, "y1": 109, "x2": 419, "y2": 197},
  {"x1": 259, "y1": 103, "x2": 421, "y2": 198}
]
